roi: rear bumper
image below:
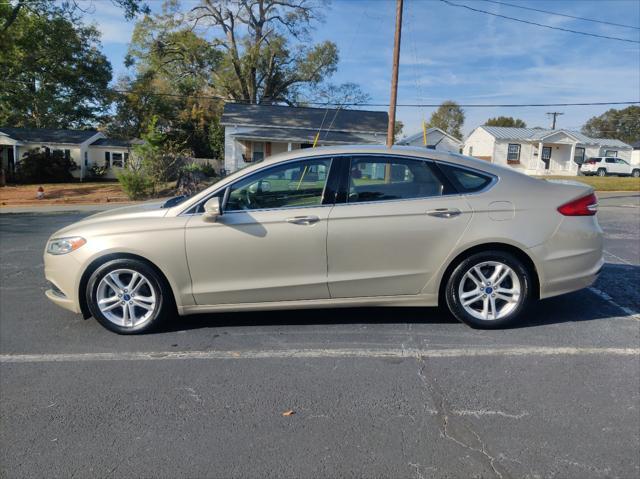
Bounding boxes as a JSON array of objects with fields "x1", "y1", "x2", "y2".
[{"x1": 529, "y1": 216, "x2": 604, "y2": 299}]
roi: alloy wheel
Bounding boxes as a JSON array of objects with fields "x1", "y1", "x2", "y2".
[
  {"x1": 96, "y1": 269, "x2": 157, "y2": 327},
  {"x1": 458, "y1": 261, "x2": 521, "y2": 321}
]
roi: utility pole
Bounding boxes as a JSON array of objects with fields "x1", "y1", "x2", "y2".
[
  {"x1": 386, "y1": 0, "x2": 403, "y2": 147},
  {"x1": 546, "y1": 111, "x2": 564, "y2": 129}
]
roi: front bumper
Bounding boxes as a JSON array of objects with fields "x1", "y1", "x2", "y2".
[{"x1": 44, "y1": 252, "x2": 83, "y2": 314}]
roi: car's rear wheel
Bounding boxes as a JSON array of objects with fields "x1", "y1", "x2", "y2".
[
  {"x1": 597, "y1": 168, "x2": 607, "y2": 177},
  {"x1": 86, "y1": 258, "x2": 170, "y2": 334},
  {"x1": 445, "y1": 251, "x2": 532, "y2": 329},
  {"x1": 632, "y1": 169, "x2": 640, "y2": 178}
]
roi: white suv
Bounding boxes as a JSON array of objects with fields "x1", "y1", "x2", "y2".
[{"x1": 581, "y1": 157, "x2": 640, "y2": 177}]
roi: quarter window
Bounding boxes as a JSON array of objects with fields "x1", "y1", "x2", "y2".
[
  {"x1": 226, "y1": 159, "x2": 332, "y2": 211},
  {"x1": 438, "y1": 164, "x2": 493, "y2": 193},
  {"x1": 347, "y1": 157, "x2": 446, "y2": 203}
]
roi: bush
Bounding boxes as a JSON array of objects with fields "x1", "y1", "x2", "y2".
[
  {"x1": 181, "y1": 161, "x2": 217, "y2": 177},
  {"x1": 117, "y1": 169, "x2": 153, "y2": 200},
  {"x1": 90, "y1": 164, "x2": 107, "y2": 178},
  {"x1": 15, "y1": 148, "x2": 76, "y2": 183}
]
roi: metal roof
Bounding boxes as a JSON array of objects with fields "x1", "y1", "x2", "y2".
[
  {"x1": 230, "y1": 127, "x2": 383, "y2": 145},
  {"x1": 0, "y1": 127, "x2": 100, "y2": 144},
  {"x1": 221, "y1": 103, "x2": 388, "y2": 133},
  {"x1": 398, "y1": 127, "x2": 462, "y2": 146},
  {"x1": 479, "y1": 126, "x2": 631, "y2": 148}
]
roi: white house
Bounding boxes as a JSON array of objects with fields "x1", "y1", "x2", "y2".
[
  {"x1": 220, "y1": 103, "x2": 388, "y2": 173},
  {"x1": 397, "y1": 127, "x2": 462, "y2": 153},
  {"x1": 463, "y1": 126, "x2": 633, "y2": 176},
  {"x1": 0, "y1": 127, "x2": 139, "y2": 180}
]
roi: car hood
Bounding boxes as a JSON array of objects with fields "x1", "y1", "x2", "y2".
[{"x1": 50, "y1": 201, "x2": 169, "y2": 239}]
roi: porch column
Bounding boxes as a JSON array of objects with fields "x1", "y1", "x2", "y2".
[
  {"x1": 569, "y1": 143, "x2": 576, "y2": 174},
  {"x1": 538, "y1": 142, "x2": 543, "y2": 172},
  {"x1": 13, "y1": 145, "x2": 18, "y2": 170},
  {"x1": 287, "y1": 142, "x2": 292, "y2": 152}
]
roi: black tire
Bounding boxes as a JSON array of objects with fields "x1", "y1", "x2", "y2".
[
  {"x1": 632, "y1": 169, "x2": 640, "y2": 178},
  {"x1": 86, "y1": 258, "x2": 172, "y2": 334},
  {"x1": 445, "y1": 251, "x2": 533, "y2": 329},
  {"x1": 597, "y1": 168, "x2": 607, "y2": 177}
]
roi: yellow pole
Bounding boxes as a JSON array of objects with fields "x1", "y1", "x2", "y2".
[
  {"x1": 422, "y1": 120, "x2": 427, "y2": 146},
  {"x1": 312, "y1": 132, "x2": 320, "y2": 148}
]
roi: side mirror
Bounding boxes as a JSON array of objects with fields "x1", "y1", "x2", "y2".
[{"x1": 203, "y1": 196, "x2": 223, "y2": 221}]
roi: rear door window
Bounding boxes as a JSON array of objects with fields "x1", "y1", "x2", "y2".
[{"x1": 347, "y1": 157, "x2": 449, "y2": 203}]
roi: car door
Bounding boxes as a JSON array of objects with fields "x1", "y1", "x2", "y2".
[
  {"x1": 605, "y1": 157, "x2": 618, "y2": 174},
  {"x1": 185, "y1": 157, "x2": 335, "y2": 305},
  {"x1": 616, "y1": 158, "x2": 630, "y2": 175},
  {"x1": 326, "y1": 155, "x2": 474, "y2": 298}
]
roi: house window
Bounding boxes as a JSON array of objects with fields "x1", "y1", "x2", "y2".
[
  {"x1": 468, "y1": 146, "x2": 473, "y2": 156},
  {"x1": 507, "y1": 144, "x2": 521, "y2": 163},
  {"x1": 574, "y1": 147, "x2": 585, "y2": 165},
  {"x1": 252, "y1": 142, "x2": 264, "y2": 162},
  {"x1": 604, "y1": 150, "x2": 618, "y2": 157},
  {"x1": 111, "y1": 153, "x2": 124, "y2": 168},
  {"x1": 104, "y1": 151, "x2": 111, "y2": 167},
  {"x1": 124, "y1": 153, "x2": 129, "y2": 166},
  {"x1": 64, "y1": 149, "x2": 71, "y2": 160}
]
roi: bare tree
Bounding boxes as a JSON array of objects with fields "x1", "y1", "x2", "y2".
[{"x1": 190, "y1": 0, "x2": 337, "y2": 104}]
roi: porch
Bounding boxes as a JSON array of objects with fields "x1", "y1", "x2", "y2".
[{"x1": 524, "y1": 131, "x2": 584, "y2": 175}]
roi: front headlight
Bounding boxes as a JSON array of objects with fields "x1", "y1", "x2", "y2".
[{"x1": 46, "y1": 236, "x2": 86, "y2": 255}]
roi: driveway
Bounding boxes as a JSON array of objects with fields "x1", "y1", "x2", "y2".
[{"x1": 1, "y1": 193, "x2": 638, "y2": 478}]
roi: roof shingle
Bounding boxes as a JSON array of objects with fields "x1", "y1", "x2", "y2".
[
  {"x1": 0, "y1": 127, "x2": 100, "y2": 144},
  {"x1": 221, "y1": 103, "x2": 388, "y2": 133}
]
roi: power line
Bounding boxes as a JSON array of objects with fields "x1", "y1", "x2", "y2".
[
  {"x1": 440, "y1": 0, "x2": 640, "y2": 44},
  {"x1": 481, "y1": 0, "x2": 640, "y2": 30},
  {"x1": 3, "y1": 79, "x2": 639, "y2": 108}
]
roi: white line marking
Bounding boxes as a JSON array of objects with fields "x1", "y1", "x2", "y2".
[
  {"x1": 0, "y1": 347, "x2": 638, "y2": 364},
  {"x1": 589, "y1": 287, "x2": 640, "y2": 320},
  {"x1": 603, "y1": 249, "x2": 635, "y2": 266}
]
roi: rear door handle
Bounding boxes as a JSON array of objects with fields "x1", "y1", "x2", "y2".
[
  {"x1": 286, "y1": 215, "x2": 320, "y2": 225},
  {"x1": 427, "y1": 208, "x2": 461, "y2": 218}
]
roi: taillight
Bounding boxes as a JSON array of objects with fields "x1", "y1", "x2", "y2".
[{"x1": 558, "y1": 193, "x2": 598, "y2": 216}]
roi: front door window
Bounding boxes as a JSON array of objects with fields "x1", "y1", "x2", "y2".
[{"x1": 226, "y1": 158, "x2": 332, "y2": 211}]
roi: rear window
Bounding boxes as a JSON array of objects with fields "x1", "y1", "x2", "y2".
[{"x1": 438, "y1": 164, "x2": 494, "y2": 193}]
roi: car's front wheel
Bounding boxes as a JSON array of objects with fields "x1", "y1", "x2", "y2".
[
  {"x1": 86, "y1": 258, "x2": 171, "y2": 334},
  {"x1": 632, "y1": 169, "x2": 640, "y2": 178},
  {"x1": 445, "y1": 251, "x2": 532, "y2": 329}
]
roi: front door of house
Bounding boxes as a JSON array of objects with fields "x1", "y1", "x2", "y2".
[{"x1": 542, "y1": 147, "x2": 552, "y2": 170}]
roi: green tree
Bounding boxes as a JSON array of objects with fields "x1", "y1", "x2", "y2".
[
  {"x1": 582, "y1": 106, "x2": 640, "y2": 144},
  {"x1": 0, "y1": 5, "x2": 112, "y2": 128},
  {"x1": 107, "y1": 0, "x2": 223, "y2": 157},
  {"x1": 1, "y1": 0, "x2": 149, "y2": 33},
  {"x1": 427, "y1": 101, "x2": 465, "y2": 140},
  {"x1": 484, "y1": 116, "x2": 527, "y2": 128}
]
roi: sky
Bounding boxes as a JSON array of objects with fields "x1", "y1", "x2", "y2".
[{"x1": 81, "y1": 0, "x2": 640, "y2": 139}]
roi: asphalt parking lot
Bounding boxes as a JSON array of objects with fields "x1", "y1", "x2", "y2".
[{"x1": 1, "y1": 193, "x2": 638, "y2": 479}]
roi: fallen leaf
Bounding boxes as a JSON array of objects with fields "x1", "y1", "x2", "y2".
[{"x1": 282, "y1": 409, "x2": 295, "y2": 416}]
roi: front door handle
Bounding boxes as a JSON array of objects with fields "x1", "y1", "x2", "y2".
[
  {"x1": 286, "y1": 215, "x2": 320, "y2": 225},
  {"x1": 427, "y1": 208, "x2": 461, "y2": 218}
]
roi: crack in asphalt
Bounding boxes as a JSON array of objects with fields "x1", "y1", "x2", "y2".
[{"x1": 415, "y1": 356, "x2": 510, "y2": 479}]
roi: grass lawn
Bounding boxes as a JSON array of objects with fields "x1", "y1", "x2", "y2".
[
  {"x1": 0, "y1": 182, "x2": 132, "y2": 207},
  {"x1": 534, "y1": 175, "x2": 640, "y2": 192}
]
